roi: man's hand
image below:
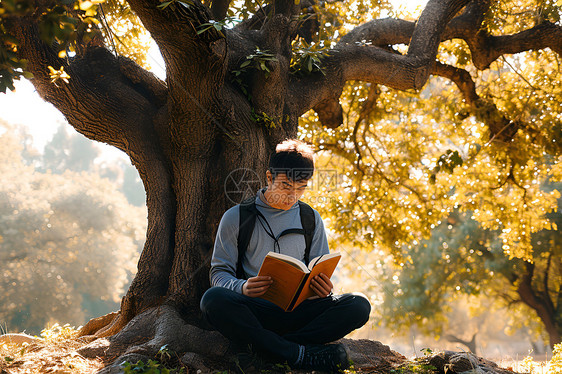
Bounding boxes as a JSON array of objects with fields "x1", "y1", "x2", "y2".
[
  {"x1": 310, "y1": 273, "x2": 333, "y2": 298},
  {"x1": 242, "y1": 276, "x2": 273, "y2": 297}
]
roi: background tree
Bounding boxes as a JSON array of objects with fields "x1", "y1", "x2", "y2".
[
  {"x1": 20, "y1": 123, "x2": 148, "y2": 207},
  {"x1": 38, "y1": 124, "x2": 99, "y2": 173},
  {"x1": 0, "y1": 122, "x2": 146, "y2": 334},
  {"x1": 368, "y1": 203, "x2": 561, "y2": 349},
  {"x1": 0, "y1": 0, "x2": 561, "y2": 368}
]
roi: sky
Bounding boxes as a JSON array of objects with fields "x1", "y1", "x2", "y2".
[
  {"x1": 0, "y1": 0, "x2": 427, "y2": 158},
  {"x1": 0, "y1": 42, "x2": 166, "y2": 161}
]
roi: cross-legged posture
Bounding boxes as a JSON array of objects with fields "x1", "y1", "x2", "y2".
[{"x1": 200, "y1": 139, "x2": 371, "y2": 372}]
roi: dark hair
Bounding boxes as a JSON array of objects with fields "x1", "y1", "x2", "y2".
[{"x1": 269, "y1": 139, "x2": 314, "y2": 182}]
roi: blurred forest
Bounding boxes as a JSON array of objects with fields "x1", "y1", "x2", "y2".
[{"x1": 0, "y1": 120, "x2": 147, "y2": 334}]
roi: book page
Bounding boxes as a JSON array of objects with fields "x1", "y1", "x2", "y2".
[
  {"x1": 258, "y1": 256, "x2": 307, "y2": 311},
  {"x1": 290, "y1": 254, "x2": 341, "y2": 311},
  {"x1": 266, "y1": 252, "x2": 309, "y2": 273},
  {"x1": 307, "y1": 252, "x2": 341, "y2": 271}
]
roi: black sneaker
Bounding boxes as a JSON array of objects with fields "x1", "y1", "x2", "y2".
[{"x1": 294, "y1": 344, "x2": 350, "y2": 372}]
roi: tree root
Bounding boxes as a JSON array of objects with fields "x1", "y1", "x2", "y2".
[
  {"x1": 78, "y1": 311, "x2": 119, "y2": 339},
  {"x1": 91, "y1": 312, "x2": 130, "y2": 339},
  {"x1": 427, "y1": 351, "x2": 515, "y2": 374},
  {"x1": 339, "y1": 338, "x2": 406, "y2": 370},
  {"x1": 78, "y1": 305, "x2": 229, "y2": 373},
  {"x1": 76, "y1": 306, "x2": 519, "y2": 374},
  {"x1": 79, "y1": 293, "x2": 138, "y2": 340}
]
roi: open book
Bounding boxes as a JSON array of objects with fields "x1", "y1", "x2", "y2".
[{"x1": 257, "y1": 251, "x2": 341, "y2": 311}]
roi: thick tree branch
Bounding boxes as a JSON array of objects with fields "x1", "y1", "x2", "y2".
[
  {"x1": 297, "y1": 0, "x2": 562, "y2": 131},
  {"x1": 236, "y1": 0, "x2": 316, "y2": 40},
  {"x1": 125, "y1": 0, "x2": 208, "y2": 37},
  {"x1": 339, "y1": 1, "x2": 561, "y2": 72},
  {"x1": 123, "y1": 0, "x2": 229, "y2": 158},
  {"x1": 468, "y1": 21, "x2": 562, "y2": 70},
  {"x1": 273, "y1": 0, "x2": 300, "y2": 18},
  {"x1": 432, "y1": 61, "x2": 518, "y2": 141},
  {"x1": 435, "y1": 0, "x2": 562, "y2": 69},
  {"x1": 406, "y1": 0, "x2": 470, "y2": 77},
  {"x1": 339, "y1": 18, "x2": 415, "y2": 47},
  {"x1": 118, "y1": 56, "x2": 168, "y2": 106},
  {"x1": 125, "y1": 0, "x2": 227, "y2": 86},
  {"x1": 237, "y1": 5, "x2": 270, "y2": 30},
  {"x1": 290, "y1": 0, "x2": 471, "y2": 122},
  {"x1": 13, "y1": 18, "x2": 145, "y2": 149},
  {"x1": 313, "y1": 98, "x2": 344, "y2": 129},
  {"x1": 289, "y1": 46, "x2": 429, "y2": 122},
  {"x1": 210, "y1": 0, "x2": 231, "y2": 21}
]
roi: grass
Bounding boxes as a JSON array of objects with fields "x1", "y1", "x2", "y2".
[
  {"x1": 1, "y1": 325, "x2": 561, "y2": 374},
  {"x1": 0, "y1": 323, "x2": 104, "y2": 374},
  {"x1": 486, "y1": 344, "x2": 562, "y2": 374},
  {"x1": 514, "y1": 344, "x2": 562, "y2": 374}
]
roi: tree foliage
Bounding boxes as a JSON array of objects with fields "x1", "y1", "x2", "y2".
[
  {"x1": 0, "y1": 0, "x2": 561, "y2": 359},
  {"x1": 0, "y1": 122, "x2": 146, "y2": 333},
  {"x1": 296, "y1": 1, "x2": 562, "y2": 346},
  {"x1": 369, "y1": 204, "x2": 561, "y2": 344}
]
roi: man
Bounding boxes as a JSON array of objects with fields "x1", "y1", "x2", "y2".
[{"x1": 200, "y1": 139, "x2": 371, "y2": 372}]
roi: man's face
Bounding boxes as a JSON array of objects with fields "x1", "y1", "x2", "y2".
[{"x1": 265, "y1": 171, "x2": 309, "y2": 210}]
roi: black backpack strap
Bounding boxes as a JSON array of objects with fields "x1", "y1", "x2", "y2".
[
  {"x1": 298, "y1": 201, "x2": 316, "y2": 265},
  {"x1": 237, "y1": 196, "x2": 258, "y2": 279}
]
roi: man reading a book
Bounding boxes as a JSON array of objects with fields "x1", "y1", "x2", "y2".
[{"x1": 200, "y1": 139, "x2": 371, "y2": 372}]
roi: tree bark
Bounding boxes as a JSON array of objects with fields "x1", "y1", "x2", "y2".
[{"x1": 517, "y1": 263, "x2": 561, "y2": 348}]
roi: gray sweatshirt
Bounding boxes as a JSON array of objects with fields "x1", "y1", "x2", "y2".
[{"x1": 209, "y1": 189, "x2": 331, "y2": 294}]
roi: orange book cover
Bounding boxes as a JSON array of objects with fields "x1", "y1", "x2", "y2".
[{"x1": 257, "y1": 252, "x2": 341, "y2": 311}]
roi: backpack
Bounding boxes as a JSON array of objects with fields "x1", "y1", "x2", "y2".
[{"x1": 236, "y1": 195, "x2": 316, "y2": 279}]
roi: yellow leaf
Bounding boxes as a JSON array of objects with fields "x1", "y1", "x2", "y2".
[
  {"x1": 85, "y1": 8, "x2": 97, "y2": 17},
  {"x1": 48, "y1": 65, "x2": 71, "y2": 85},
  {"x1": 79, "y1": 1, "x2": 93, "y2": 10}
]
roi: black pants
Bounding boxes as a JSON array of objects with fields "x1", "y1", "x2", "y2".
[{"x1": 200, "y1": 287, "x2": 371, "y2": 364}]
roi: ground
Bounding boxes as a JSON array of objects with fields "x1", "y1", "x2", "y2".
[{"x1": 0, "y1": 318, "x2": 520, "y2": 374}]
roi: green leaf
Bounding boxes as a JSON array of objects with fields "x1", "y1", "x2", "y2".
[{"x1": 157, "y1": 1, "x2": 173, "y2": 9}]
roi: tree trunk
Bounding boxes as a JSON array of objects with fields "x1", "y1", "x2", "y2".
[{"x1": 517, "y1": 263, "x2": 561, "y2": 349}]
